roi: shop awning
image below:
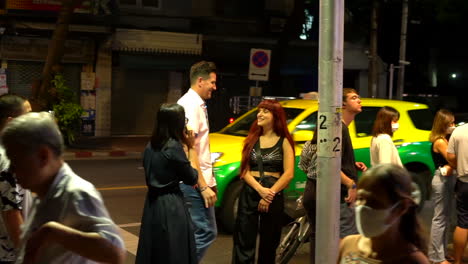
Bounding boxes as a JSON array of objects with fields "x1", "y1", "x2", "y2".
[{"x1": 113, "y1": 29, "x2": 202, "y2": 55}]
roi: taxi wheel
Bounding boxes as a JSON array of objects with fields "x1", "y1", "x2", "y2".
[{"x1": 220, "y1": 180, "x2": 243, "y2": 234}]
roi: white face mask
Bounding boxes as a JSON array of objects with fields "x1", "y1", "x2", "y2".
[
  {"x1": 446, "y1": 126, "x2": 455, "y2": 134},
  {"x1": 355, "y1": 202, "x2": 400, "y2": 238},
  {"x1": 391, "y1": 123, "x2": 399, "y2": 133}
]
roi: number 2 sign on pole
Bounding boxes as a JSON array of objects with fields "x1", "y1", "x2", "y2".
[{"x1": 317, "y1": 110, "x2": 342, "y2": 158}]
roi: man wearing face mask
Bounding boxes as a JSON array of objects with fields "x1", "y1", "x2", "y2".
[{"x1": 447, "y1": 123, "x2": 468, "y2": 264}]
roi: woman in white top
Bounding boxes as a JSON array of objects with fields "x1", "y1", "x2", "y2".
[{"x1": 370, "y1": 106, "x2": 402, "y2": 167}]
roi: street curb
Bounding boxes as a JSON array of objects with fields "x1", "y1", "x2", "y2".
[{"x1": 63, "y1": 151, "x2": 143, "y2": 160}]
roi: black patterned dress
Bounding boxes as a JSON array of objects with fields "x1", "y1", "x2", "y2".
[{"x1": 0, "y1": 145, "x2": 25, "y2": 262}]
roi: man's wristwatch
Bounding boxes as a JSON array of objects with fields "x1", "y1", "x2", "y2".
[{"x1": 349, "y1": 181, "x2": 357, "y2": 189}]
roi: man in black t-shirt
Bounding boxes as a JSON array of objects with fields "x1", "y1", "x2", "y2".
[{"x1": 339, "y1": 88, "x2": 368, "y2": 239}]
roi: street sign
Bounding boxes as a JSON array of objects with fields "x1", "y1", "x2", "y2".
[{"x1": 248, "y1": 48, "x2": 271, "y2": 81}]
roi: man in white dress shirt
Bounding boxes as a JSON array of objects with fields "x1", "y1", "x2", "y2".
[{"x1": 177, "y1": 61, "x2": 218, "y2": 261}]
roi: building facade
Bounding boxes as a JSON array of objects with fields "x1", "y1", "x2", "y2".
[{"x1": 0, "y1": 0, "x2": 378, "y2": 136}]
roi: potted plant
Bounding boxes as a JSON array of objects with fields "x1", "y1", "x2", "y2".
[{"x1": 50, "y1": 72, "x2": 84, "y2": 145}]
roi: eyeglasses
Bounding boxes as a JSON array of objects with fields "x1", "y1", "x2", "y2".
[{"x1": 349, "y1": 95, "x2": 361, "y2": 100}]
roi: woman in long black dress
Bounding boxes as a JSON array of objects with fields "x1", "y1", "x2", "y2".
[{"x1": 136, "y1": 103, "x2": 199, "y2": 264}]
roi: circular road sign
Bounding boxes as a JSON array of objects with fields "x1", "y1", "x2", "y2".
[{"x1": 252, "y1": 51, "x2": 269, "y2": 68}]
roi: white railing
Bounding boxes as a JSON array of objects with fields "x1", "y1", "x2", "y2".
[{"x1": 229, "y1": 96, "x2": 296, "y2": 115}]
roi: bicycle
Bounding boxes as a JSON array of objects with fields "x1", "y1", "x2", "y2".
[{"x1": 276, "y1": 195, "x2": 311, "y2": 264}]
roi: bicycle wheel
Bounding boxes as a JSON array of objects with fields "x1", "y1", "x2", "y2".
[{"x1": 276, "y1": 221, "x2": 302, "y2": 264}]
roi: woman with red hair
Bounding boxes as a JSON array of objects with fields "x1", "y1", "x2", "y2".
[{"x1": 232, "y1": 99, "x2": 295, "y2": 264}]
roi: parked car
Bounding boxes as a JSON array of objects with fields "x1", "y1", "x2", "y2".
[{"x1": 210, "y1": 98, "x2": 435, "y2": 233}]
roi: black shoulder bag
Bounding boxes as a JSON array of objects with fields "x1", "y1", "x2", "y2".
[{"x1": 255, "y1": 140, "x2": 265, "y2": 185}]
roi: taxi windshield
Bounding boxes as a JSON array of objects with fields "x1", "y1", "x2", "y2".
[{"x1": 221, "y1": 107, "x2": 304, "y2": 137}]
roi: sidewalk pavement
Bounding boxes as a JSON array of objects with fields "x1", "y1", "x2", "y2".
[{"x1": 64, "y1": 136, "x2": 149, "y2": 160}]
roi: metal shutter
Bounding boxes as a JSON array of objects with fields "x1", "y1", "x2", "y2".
[
  {"x1": 6, "y1": 61, "x2": 81, "y2": 101},
  {"x1": 5, "y1": 61, "x2": 42, "y2": 98}
]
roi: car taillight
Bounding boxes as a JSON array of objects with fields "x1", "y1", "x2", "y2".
[{"x1": 229, "y1": 117, "x2": 235, "y2": 123}]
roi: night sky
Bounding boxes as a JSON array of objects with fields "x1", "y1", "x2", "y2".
[{"x1": 365, "y1": 0, "x2": 468, "y2": 112}]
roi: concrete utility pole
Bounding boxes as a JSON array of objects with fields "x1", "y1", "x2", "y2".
[
  {"x1": 368, "y1": 0, "x2": 379, "y2": 98},
  {"x1": 396, "y1": 0, "x2": 409, "y2": 100},
  {"x1": 316, "y1": 0, "x2": 344, "y2": 262},
  {"x1": 389, "y1": 64, "x2": 395, "y2": 99}
]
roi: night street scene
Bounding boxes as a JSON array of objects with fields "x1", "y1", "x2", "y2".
[{"x1": 1, "y1": 0, "x2": 468, "y2": 263}]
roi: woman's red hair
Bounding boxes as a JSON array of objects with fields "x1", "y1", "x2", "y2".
[{"x1": 240, "y1": 99, "x2": 295, "y2": 177}]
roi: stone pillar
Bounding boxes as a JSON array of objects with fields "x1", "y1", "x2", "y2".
[{"x1": 95, "y1": 41, "x2": 112, "y2": 136}]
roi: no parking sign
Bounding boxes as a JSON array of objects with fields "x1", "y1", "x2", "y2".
[{"x1": 248, "y1": 48, "x2": 271, "y2": 81}]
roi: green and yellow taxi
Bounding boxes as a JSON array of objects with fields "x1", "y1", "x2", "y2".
[{"x1": 210, "y1": 98, "x2": 435, "y2": 232}]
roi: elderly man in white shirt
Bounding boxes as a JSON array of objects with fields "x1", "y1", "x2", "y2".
[
  {"x1": 1, "y1": 112, "x2": 126, "y2": 264},
  {"x1": 177, "y1": 61, "x2": 218, "y2": 261}
]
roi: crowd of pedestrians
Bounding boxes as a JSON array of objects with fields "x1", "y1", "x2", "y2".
[
  {"x1": 1, "y1": 59, "x2": 468, "y2": 264},
  {"x1": 297, "y1": 93, "x2": 468, "y2": 264}
]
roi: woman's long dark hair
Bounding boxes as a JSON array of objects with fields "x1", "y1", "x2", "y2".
[
  {"x1": 358, "y1": 164, "x2": 427, "y2": 254},
  {"x1": 150, "y1": 103, "x2": 190, "y2": 150}
]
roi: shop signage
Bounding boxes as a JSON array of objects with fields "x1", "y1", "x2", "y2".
[{"x1": 6, "y1": 0, "x2": 92, "y2": 13}]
